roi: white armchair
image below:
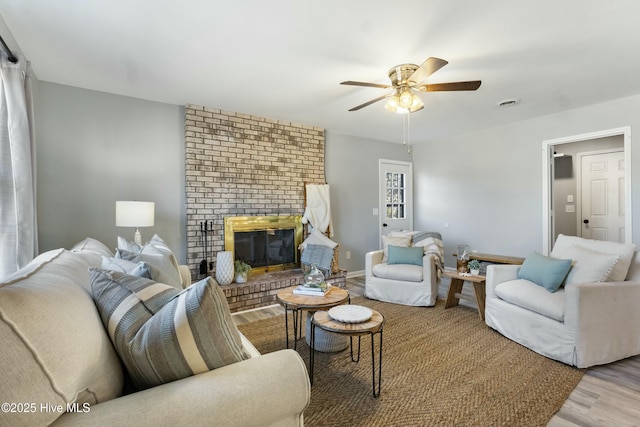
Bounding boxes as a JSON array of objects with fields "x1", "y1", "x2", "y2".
[
  {"x1": 485, "y1": 234, "x2": 640, "y2": 368},
  {"x1": 365, "y1": 231, "x2": 442, "y2": 307}
]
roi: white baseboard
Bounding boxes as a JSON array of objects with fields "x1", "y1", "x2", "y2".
[{"x1": 346, "y1": 270, "x2": 364, "y2": 278}]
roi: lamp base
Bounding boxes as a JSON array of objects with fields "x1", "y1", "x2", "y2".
[{"x1": 134, "y1": 228, "x2": 143, "y2": 247}]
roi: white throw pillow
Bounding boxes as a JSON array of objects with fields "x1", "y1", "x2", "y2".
[
  {"x1": 381, "y1": 235, "x2": 412, "y2": 262},
  {"x1": 551, "y1": 234, "x2": 635, "y2": 281},
  {"x1": 559, "y1": 245, "x2": 619, "y2": 285}
]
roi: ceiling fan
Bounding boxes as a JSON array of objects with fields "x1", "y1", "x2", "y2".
[{"x1": 341, "y1": 57, "x2": 481, "y2": 113}]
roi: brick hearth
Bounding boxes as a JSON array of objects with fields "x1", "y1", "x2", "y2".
[{"x1": 223, "y1": 269, "x2": 347, "y2": 312}]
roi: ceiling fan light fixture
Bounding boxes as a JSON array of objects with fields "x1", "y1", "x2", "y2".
[
  {"x1": 385, "y1": 89, "x2": 423, "y2": 114},
  {"x1": 384, "y1": 94, "x2": 400, "y2": 112},
  {"x1": 410, "y1": 94, "x2": 423, "y2": 111},
  {"x1": 398, "y1": 89, "x2": 413, "y2": 108}
]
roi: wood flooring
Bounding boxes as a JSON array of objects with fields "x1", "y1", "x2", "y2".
[{"x1": 232, "y1": 275, "x2": 640, "y2": 427}]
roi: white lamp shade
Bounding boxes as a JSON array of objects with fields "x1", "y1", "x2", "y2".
[{"x1": 115, "y1": 201, "x2": 155, "y2": 227}]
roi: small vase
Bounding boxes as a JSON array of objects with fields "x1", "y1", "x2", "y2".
[
  {"x1": 470, "y1": 268, "x2": 480, "y2": 276},
  {"x1": 215, "y1": 251, "x2": 234, "y2": 285},
  {"x1": 235, "y1": 273, "x2": 247, "y2": 284},
  {"x1": 457, "y1": 245, "x2": 470, "y2": 273},
  {"x1": 304, "y1": 263, "x2": 324, "y2": 287}
]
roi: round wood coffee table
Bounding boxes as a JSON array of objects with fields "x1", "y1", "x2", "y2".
[
  {"x1": 310, "y1": 307, "x2": 385, "y2": 397},
  {"x1": 276, "y1": 286, "x2": 350, "y2": 352}
]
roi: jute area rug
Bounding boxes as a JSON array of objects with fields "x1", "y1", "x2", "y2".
[{"x1": 238, "y1": 298, "x2": 584, "y2": 427}]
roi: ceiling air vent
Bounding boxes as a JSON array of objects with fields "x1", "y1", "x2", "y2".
[{"x1": 497, "y1": 98, "x2": 519, "y2": 107}]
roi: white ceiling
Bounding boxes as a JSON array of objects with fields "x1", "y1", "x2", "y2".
[{"x1": 1, "y1": 0, "x2": 640, "y2": 144}]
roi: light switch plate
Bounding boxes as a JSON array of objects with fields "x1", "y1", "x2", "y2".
[{"x1": 565, "y1": 205, "x2": 575, "y2": 213}]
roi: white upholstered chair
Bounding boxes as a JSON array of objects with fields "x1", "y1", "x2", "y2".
[
  {"x1": 485, "y1": 234, "x2": 640, "y2": 368},
  {"x1": 365, "y1": 231, "x2": 442, "y2": 307}
]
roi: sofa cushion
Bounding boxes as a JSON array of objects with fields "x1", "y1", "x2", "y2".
[
  {"x1": 494, "y1": 279, "x2": 566, "y2": 322},
  {"x1": 90, "y1": 269, "x2": 251, "y2": 389},
  {"x1": 387, "y1": 245, "x2": 424, "y2": 266},
  {"x1": 561, "y1": 245, "x2": 619, "y2": 285},
  {"x1": 517, "y1": 251, "x2": 572, "y2": 292},
  {"x1": 70, "y1": 237, "x2": 115, "y2": 266},
  {"x1": 118, "y1": 234, "x2": 184, "y2": 287},
  {"x1": 381, "y1": 234, "x2": 412, "y2": 262},
  {"x1": 551, "y1": 234, "x2": 636, "y2": 281},
  {"x1": 117, "y1": 235, "x2": 143, "y2": 253},
  {"x1": 117, "y1": 246, "x2": 182, "y2": 289},
  {"x1": 0, "y1": 249, "x2": 123, "y2": 427},
  {"x1": 101, "y1": 256, "x2": 151, "y2": 278},
  {"x1": 372, "y1": 262, "x2": 423, "y2": 282}
]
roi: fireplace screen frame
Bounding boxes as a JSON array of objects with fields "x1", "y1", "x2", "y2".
[{"x1": 224, "y1": 215, "x2": 303, "y2": 275}]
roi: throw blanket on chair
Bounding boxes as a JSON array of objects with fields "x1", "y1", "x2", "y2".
[
  {"x1": 388, "y1": 230, "x2": 444, "y2": 278},
  {"x1": 414, "y1": 236, "x2": 445, "y2": 278}
]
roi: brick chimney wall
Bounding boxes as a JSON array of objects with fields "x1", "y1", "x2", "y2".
[{"x1": 184, "y1": 104, "x2": 326, "y2": 282}]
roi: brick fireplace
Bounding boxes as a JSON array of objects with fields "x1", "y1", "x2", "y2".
[{"x1": 184, "y1": 104, "x2": 345, "y2": 312}]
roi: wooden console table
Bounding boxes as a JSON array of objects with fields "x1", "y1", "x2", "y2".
[{"x1": 452, "y1": 252, "x2": 525, "y2": 265}]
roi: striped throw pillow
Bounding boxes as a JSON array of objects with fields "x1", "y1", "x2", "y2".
[{"x1": 89, "y1": 268, "x2": 250, "y2": 389}]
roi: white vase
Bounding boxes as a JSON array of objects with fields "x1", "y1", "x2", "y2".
[
  {"x1": 471, "y1": 268, "x2": 480, "y2": 276},
  {"x1": 215, "y1": 251, "x2": 234, "y2": 285},
  {"x1": 235, "y1": 273, "x2": 247, "y2": 284}
]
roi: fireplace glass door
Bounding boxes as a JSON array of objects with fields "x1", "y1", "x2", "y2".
[{"x1": 234, "y1": 229, "x2": 295, "y2": 268}]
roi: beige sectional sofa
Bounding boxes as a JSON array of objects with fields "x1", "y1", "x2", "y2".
[{"x1": 0, "y1": 239, "x2": 310, "y2": 427}]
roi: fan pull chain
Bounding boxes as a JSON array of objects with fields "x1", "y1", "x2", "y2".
[{"x1": 403, "y1": 114, "x2": 411, "y2": 154}]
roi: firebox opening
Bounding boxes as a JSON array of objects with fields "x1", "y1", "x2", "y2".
[{"x1": 224, "y1": 215, "x2": 303, "y2": 275}]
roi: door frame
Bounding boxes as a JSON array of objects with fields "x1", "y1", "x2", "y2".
[
  {"x1": 542, "y1": 126, "x2": 632, "y2": 254},
  {"x1": 378, "y1": 159, "x2": 413, "y2": 247},
  {"x1": 575, "y1": 148, "x2": 625, "y2": 239}
]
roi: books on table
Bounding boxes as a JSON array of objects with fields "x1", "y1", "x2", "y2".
[{"x1": 293, "y1": 283, "x2": 331, "y2": 296}]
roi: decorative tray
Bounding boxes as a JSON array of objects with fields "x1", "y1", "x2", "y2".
[{"x1": 328, "y1": 305, "x2": 372, "y2": 323}]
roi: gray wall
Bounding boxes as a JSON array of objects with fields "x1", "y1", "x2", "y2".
[
  {"x1": 413, "y1": 94, "x2": 640, "y2": 268},
  {"x1": 325, "y1": 132, "x2": 412, "y2": 273},
  {"x1": 32, "y1": 82, "x2": 640, "y2": 273},
  {"x1": 35, "y1": 82, "x2": 186, "y2": 260},
  {"x1": 34, "y1": 82, "x2": 409, "y2": 271}
]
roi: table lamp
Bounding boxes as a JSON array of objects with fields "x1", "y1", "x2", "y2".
[{"x1": 115, "y1": 201, "x2": 155, "y2": 246}]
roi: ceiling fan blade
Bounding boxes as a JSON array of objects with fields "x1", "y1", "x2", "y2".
[
  {"x1": 409, "y1": 57, "x2": 448, "y2": 84},
  {"x1": 341, "y1": 80, "x2": 391, "y2": 89},
  {"x1": 417, "y1": 80, "x2": 482, "y2": 92},
  {"x1": 348, "y1": 94, "x2": 391, "y2": 111}
]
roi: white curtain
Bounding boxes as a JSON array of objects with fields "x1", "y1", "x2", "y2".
[{"x1": 0, "y1": 52, "x2": 37, "y2": 279}]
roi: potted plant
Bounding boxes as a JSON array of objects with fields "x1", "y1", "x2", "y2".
[
  {"x1": 234, "y1": 260, "x2": 252, "y2": 283},
  {"x1": 468, "y1": 259, "x2": 481, "y2": 276}
]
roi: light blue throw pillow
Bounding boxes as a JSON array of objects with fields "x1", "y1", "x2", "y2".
[
  {"x1": 387, "y1": 245, "x2": 424, "y2": 266},
  {"x1": 517, "y1": 251, "x2": 572, "y2": 292}
]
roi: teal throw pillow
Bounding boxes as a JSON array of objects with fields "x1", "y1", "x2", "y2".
[
  {"x1": 517, "y1": 251, "x2": 572, "y2": 292},
  {"x1": 387, "y1": 245, "x2": 424, "y2": 266}
]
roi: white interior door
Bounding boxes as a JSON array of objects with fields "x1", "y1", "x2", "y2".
[
  {"x1": 579, "y1": 150, "x2": 625, "y2": 242},
  {"x1": 379, "y1": 160, "x2": 413, "y2": 246}
]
